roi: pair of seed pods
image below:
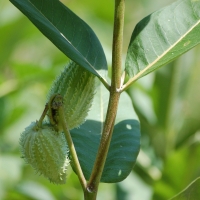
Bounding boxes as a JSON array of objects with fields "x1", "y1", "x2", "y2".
[{"x1": 20, "y1": 62, "x2": 95, "y2": 184}]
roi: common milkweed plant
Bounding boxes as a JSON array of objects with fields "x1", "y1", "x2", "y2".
[{"x1": 10, "y1": 0, "x2": 200, "y2": 199}]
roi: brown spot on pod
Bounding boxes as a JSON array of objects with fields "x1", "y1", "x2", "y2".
[{"x1": 47, "y1": 61, "x2": 96, "y2": 130}]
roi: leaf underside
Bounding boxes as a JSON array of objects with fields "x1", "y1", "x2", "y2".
[
  {"x1": 10, "y1": 0, "x2": 108, "y2": 79},
  {"x1": 71, "y1": 85, "x2": 140, "y2": 183},
  {"x1": 125, "y1": 0, "x2": 200, "y2": 81}
]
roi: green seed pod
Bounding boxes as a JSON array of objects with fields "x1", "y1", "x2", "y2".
[
  {"x1": 47, "y1": 61, "x2": 96, "y2": 130},
  {"x1": 19, "y1": 121, "x2": 70, "y2": 184}
]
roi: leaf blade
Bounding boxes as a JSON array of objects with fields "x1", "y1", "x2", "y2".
[
  {"x1": 71, "y1": 84, "x2": 140, "y2": 183},
  {"x1": 103, "y1": 119, "x2": 140, "y2": 182},
  {"x1": 10, "y1": 0, "x2": 108, "y2": 79},
  {"x1": 125, "y1": 0, "x2": 200, "y2": 85}
]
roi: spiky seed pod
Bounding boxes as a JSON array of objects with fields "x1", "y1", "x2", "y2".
[
  {"x1": 19, "y1": 121, "x2": 70, "y2": 184},
  {"x1": 47, "y1": 61, "x2": 96, "y2": 130}
]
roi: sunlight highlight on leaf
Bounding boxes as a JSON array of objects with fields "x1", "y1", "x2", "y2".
[
  {"x1": 10, "y1": 0, "x2": 108, "y2": 82},
  {"x1": 124, "y1": 0, "x2": 200, "y2": 90}
]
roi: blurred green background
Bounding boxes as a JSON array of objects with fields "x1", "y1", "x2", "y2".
[{"x1": 1, "y1": 0, "x2": 200, "y2": 199}]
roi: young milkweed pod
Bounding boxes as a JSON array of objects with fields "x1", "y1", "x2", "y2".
[
  {"x1": 19, "y1": 121, "x2": 70, "y2": 184},
  {"x1": 47, "y1": 61, "x2": 96, "y2": 130}
]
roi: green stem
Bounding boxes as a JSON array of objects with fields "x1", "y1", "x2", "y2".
[
  {"x1": 112, "y1": 0, "x2": 125, "y2": 90},
  {"x1": 38, "y1": 104, "x2": 49, "y2": 127},
  {"x1": 86, "y1": 0, "x2": 125, "y2": 199},
  {"x1": 58, "y1": 104, "x2": 87, "y2": 191},
  {"x1": 99, "y1": 77, "x2": 111, "y2": 91},
  {"x1": 87, "y1": 92, "x2": 120, "y2": 198},
  {"x1": 121, "y1": 72, "x2": 140, "y2": 92}
]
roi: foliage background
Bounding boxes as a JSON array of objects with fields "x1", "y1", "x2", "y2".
[{"x1": 0, "y1": 0, "x2": 200, "y2": 199}]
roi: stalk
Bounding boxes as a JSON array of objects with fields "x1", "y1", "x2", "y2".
[
  {"x1": 85, "y1": 0, "x2": 125, "y2": 199},
  {"x1": 57, "y1": 100, "x2": 87, "y2": 191},
  {"x1": 37, "y1": 104, "x2": 49, "y2": 127}
]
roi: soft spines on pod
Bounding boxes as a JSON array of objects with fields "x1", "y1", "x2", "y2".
[
  {"x1": 47, "y1": 61, "x2": 96, "y2": 130},
  {"x1": 19, "y1": 121, "x2": 70, "y2": 184}
]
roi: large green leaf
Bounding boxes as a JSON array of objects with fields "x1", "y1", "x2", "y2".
[
  {"x1": 71, "y1": 84, "x2": 140, "y2": 183},
  {"x1": 125, "y1": 0, "x2": 200, "y2": 84},
  {"x1": 169, "y1": 177, "x2": 200, "y2": 200},
  {"x1": 10, "y1": 0, "x2": 108, "y2": 80}
]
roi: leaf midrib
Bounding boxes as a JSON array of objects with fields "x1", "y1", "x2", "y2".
[{"x1": 123, "y1": 18, "x2": 200, "y2": 90}]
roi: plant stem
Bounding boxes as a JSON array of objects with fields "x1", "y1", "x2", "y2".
[
  {"x1": 38, "y1": 104, "x2": 49, "y2": 127},
  {"x1": 58, "y1": 104, "x2": 87, "y2": 191},
  {"x1": 112, "y1": 0, "x2": 125, "y2": 90},
  {"x1": 86, "y1": 0, "x2": 125, "y2": 199},
  {"x1": 99, "y1": 77, "x2": 111, "y2": 91},
  {"x1": 87, "y1": 92, "x2": 120, "y2": 199}
]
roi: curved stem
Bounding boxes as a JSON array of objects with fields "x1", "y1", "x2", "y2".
[
  {"x1": 99, "y1": 77, "x2": 111, "y2": 91},
  {"x1": 38, "y1": 104, "x2": 49, "y2": 127},
  {"x1": 58, "y1": 104, "x2": 87, "y2": 191}
]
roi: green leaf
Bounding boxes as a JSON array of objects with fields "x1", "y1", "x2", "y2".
[
  {"x1": 71, "y1": 84, "x2": 140, "y2": 183},
  {"x1": 125, "y1": 0, "x2": 200, "y2": 84},
  {"x1": 10, "y1": 0, "x2": 108, "y2": 80},
  {"x1": 169, "y1": 177, "x2": 200, "y2": 200}
]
